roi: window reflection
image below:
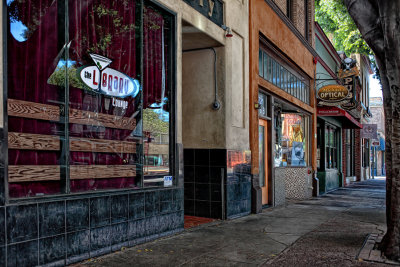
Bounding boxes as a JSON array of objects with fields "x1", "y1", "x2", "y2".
[{"x1": 7, "y1": 0, "x2": 174, "y2": 198}]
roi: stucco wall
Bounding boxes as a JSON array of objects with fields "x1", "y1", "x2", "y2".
[
  {"x1": 182, "y1": 49, "x2": 226, "y2": 148},
  {"x1": 225, "y1": 0, "x2": 250, "y2": 151},
  {"x1": 178, "y1": 0, "x2": 249, "y2": 150}
]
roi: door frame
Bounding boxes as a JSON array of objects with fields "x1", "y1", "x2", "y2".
[
  {"x1": 258, "y1": 90, "x2": 273, "y2": 206},
  {"x1": 259, "y1": 119, "x2": 270, "y2": 205}
]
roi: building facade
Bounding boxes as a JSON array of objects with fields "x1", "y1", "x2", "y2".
[
  {"x1": 250, "y1": 0, "x2": 317, "y2": 210},
  {"x1": 369, "y1": 97, "x2": 385, "y2": 176},
  {"x1": 315, "y1": 22, "x2": 345, "y2": 193},
  {"x1": 352, "y1": 54, "x2": 374, "y2": 181},
  {"x1": 0, "y1": 0, "x2": 250, "y2": 265}
]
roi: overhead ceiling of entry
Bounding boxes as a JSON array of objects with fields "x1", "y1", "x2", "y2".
[{"x1": 182, "y1": 20, "x2": 223, "y2": 50}]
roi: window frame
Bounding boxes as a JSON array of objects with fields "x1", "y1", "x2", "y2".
[
  {"x1": 4, "y1": 0, "x2": 178, "y2": 202},
  {"x1": 259, "y1": 38, "x2": 311, "y2": 105}
]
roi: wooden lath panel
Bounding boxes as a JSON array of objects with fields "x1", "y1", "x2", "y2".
[
  {"x1": 8, "y1": 98, "x2": 136, "y2": 130},
  {"x1": 69, "y1": 109, "x2": 136, "y2": 131},
  {"x1": 8, "y1": 165, "x2": 61, "y2": 183},
  {"x1": 8, "y1": 132, "x2": 60, "y2": 151},
  {"x1": 70, "y1": 137, "x2": 136, "y2": 153},
  {"x1": 8, "y1": 132, "x2": 136, "y2": 154},
  {"x1": 8, "y1": 99, "x2": 60, "y2": 121},
  {"x1": 8, "y1": 165, "x2": 136, "y2": 183},
  {"x1": 70, "y1": 165, "x2": 136, "y2": 180}
]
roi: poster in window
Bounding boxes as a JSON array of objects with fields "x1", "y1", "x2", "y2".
[{"x1": 291, "y1": 141, "x2": 305, "y2": 166}]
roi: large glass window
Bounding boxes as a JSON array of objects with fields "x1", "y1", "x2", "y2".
[
  {"x1": 259, "y1": 47, "x2": 310, "y2": 104},
  {"x1": 7, "y1": 0, "x2": 174, "y2": 198},
  {"x1": 275, "y1": 112, "x2": 309, "y2": 167}
]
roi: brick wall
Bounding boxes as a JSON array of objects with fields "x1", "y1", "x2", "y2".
[
  {"x1": 293, "y1": 0, "x2": 306, "y2": 37},
  {"x1": 342, "y1": 129, "x2": 347, "y2": 185},
  {"x1": 308, "y1": 0, "x2": 315, "y2": 47},
  {"x1": 272, "y1": 0, "x2": 313, "y2": 44},
  {"x1": 274, "y1": 0, "x2": 288, "y2": 15},
  {"x1": 355, "y1": 129, "x2": 362, "y2": 181}
]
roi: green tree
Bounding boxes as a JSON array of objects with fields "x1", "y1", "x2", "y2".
[
  {"x1": 315, "y1": 0, "x2": 371, "y2": 56},
  {"x1": 143, "y1": 109, "x2": 169, "y2": 136},
  {"x1": 343, "y1": 0, "x2": 400, "y2": 261}
]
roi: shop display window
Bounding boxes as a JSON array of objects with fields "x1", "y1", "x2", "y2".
[
  {"x1": 275, "y1": 112, "x2": 309, "y2": 167},
  {"x1": 7, "y1": 0, "x2": 174, "y2": 198}
]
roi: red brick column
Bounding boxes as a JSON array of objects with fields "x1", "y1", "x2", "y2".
[
  {"x1": 342, "y1": 129, "x2": 347, "y2": 186},
  {"x1": 355, "y1": 129, "x2": 362, "y2": 181}
]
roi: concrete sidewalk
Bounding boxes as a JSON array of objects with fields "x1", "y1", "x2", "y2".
[{"x1": 74, "y1": 179, "x2": 390, "y2": 266}]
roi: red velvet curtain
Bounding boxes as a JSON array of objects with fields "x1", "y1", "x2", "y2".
[
  {"x1": 143, "y1": 7, "x2": 165, "y2": 108},
  {"x1": 68, "y1": 0, "x2": 139, "y2": 192},
  {"x1": 8, "y1": 0, "x2": 167, "y2": 197},
  {"x1": 8, "y1": 0, "x2": 61, "y2": 197}
]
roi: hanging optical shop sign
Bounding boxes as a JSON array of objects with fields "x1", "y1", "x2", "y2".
[
  {"x1": 317, "y1": 84, "x2": 352, "y2": 106},
  {"x1": 78, "y1": 54, "x2": 140, "y2": 98}
]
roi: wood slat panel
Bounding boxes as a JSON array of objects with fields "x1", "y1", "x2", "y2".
[
  {"x1": 8, "y1": 165, "x2": 136, "y2": 183},
  {"x1": 69, "y1": 109, "x2": 136, "y2": 130},
  {"x1": 70, "y1": 165, "x2": 136, "y2": 180},
  {"x1": 8, "y1": 99, "x2": 60, "y2": 121},
  {"x1": 8, "y1": 132, "x2": 136, "y2": 153},
  {"x1": 8, "y1": 165, "x2": 60, "y2": 183},
  {"x1": 70, "y1": 137, "x2": 136, "y2": 153},
  {"x1": 8, "y1": 98, "x2": 136, "y2": 130},
  {"x1": 8, "y1": 132, "x2": 60, "y2": 151}
]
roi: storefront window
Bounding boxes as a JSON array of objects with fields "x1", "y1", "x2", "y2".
[
  {"x1": 325, "y1": 126, "x2": 338, "y2": 169},
  {"x1": 7, "y1": 0, "x2": 174, "y2": 198},
  {"x1": 275, "y1": 112, "x2": 309, "y2": 167},
  {"x1": 259, "y1": 47, "x2": 310, "y2": 105}
]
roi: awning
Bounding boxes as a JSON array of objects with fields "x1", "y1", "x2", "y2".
[{"x1": 317, "y1": 107, "x2": 363, "y2": 129}]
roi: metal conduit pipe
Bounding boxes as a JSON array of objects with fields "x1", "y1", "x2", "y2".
[{"x1": 183, "y1": 47, "x2": 221, "y2": 110}]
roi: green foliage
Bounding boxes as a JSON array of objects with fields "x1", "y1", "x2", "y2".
[
  {"x1": 143, "y1": 109, "x2": 169, "y2": 135},
  {"x1": 315, "y1": 0, "x2": 372, "y2": 57},
  {"x1": 47, "y1": 64, "x2": 87, "y2": 90}
]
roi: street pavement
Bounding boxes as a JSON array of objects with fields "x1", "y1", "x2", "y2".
[{"x1": 74, "y1": 179, "x2": 391, "y2": 266}]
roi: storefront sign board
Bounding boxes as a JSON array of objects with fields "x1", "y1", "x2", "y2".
[
  {"x1": 361, "y1": 124, "x2": 378, "y2": 139},
  {"x1": 317, "y1": 84, "x2": 351, "y2": 104},
  {"x1": 372, "y1": 140, "x2": 380, "y2": 146},
  {"x1": 183, "y1": 0, "x2": 224, "y2": 26},
  {"x1": 341, "y1": 75, "x2": 359, "y2": 111},
  {"x1": 338, "y1": 66, "x2": 359, "y2": 79}
]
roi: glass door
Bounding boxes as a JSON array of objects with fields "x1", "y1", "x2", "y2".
[{"x1": 259, "y1": 119, "x2": 270, "y2": 205}]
